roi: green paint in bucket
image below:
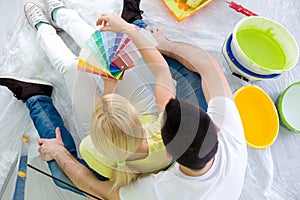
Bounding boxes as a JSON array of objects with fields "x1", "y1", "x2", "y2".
[
  {"x1": 231, "y1": 16, "x2": 299, "y2": 74},
  {"x1": 236, "y1": 29, "x2": 286, "y2": 70}
]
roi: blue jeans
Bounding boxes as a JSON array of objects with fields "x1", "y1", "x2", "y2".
[
  {"x1": 132, "y1": 20, "x2": 208, "y2": 111},
  {"x1": 165, "y1": 56, "x2": 208, "y2": 111},
  {"x1": 26, "y1": 95, "x2": 108, "y2": 195}
]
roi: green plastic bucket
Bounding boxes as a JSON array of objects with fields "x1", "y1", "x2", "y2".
[{"x1": 277, "y1": 82, "x2": 300, "y2": 132}]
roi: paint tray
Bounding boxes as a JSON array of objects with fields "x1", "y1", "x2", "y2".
[{"x1": 162, "y1": 0, "x2": 213, "y2": 22}]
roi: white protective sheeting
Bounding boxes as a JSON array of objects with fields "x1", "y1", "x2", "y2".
[{"x1": 0, "y1": 0, "x2": 300, "y2": 199}]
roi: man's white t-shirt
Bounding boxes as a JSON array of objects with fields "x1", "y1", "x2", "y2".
[{"x1": 119, "y1": 97, "x2": 247, "y2": 200}]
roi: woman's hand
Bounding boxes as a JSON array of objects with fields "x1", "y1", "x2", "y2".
[{"x1": 96, "y1": 13, "x2": 135, "y2": 33}]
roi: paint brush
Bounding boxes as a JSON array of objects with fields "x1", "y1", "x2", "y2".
[{"x1": 224, "y1": 1, "x2": 258, "y2": 16}]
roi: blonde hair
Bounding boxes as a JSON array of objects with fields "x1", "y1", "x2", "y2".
[{"x1": 90, "y1": 93, "x2": 145, "y2": 189}]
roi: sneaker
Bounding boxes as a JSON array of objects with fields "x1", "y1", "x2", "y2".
[
  {"x1": 43, "y1": 0, "x2": 65, "y2": 30},
  {"x1": 24, "y1": 2, "x2": 50, "y2": 30},
  {"x1": 121, "y1": 0, "x2": 144, "y2": 23},
  {"x1": 0, "y1": 76, "x2": 53, "y2": 102}
]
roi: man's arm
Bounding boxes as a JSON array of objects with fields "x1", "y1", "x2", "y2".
[
  {"x1": 96, "y1": 14, "x2": 175, "y2": 113},
  {"x1": 151, "y1": 28, "x2": 233, "y2": 102},
  {"x1": 38, "y1": 128, "x2": 121, "y2": 200}
]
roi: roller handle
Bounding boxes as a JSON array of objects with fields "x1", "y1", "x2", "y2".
[{"x1": 225, "y1": 1, "x2": 258, "y2": 16}]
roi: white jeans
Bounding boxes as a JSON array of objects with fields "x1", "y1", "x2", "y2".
[{"x1": 37, "y1": 8, "x2": 157, "y2": 135}]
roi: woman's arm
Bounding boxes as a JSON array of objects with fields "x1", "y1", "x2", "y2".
[
  {"x1": 103, "y1": 77, "x2": 118, "y2": 95},
  {"x1": 96, "y1": 14, "x2": 175, "y2": 112}
]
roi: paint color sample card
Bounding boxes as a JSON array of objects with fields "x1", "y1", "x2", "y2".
[{"x1": 78, "y1": 30, "x2": 141, "y2": 80}]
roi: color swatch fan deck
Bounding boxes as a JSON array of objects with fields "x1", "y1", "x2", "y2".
[{"x1": 78, "y1": 30, "x2": 141, "y2": 80}]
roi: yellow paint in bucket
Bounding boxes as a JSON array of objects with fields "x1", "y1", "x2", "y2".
[
  {"x1": 234, "y1": 85, "x2": 279, "y2": 149},
  {"x1": 232, "y1": 16, "x2": 299, "y2": 74}
]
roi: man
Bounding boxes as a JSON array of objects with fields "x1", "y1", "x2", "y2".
[{"x1": 35, "y1": 12, "x2": 247, "y2": 200}]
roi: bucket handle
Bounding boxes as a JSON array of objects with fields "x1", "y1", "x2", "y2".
[{"x1": 232, "y1": 72, "x2": 250, "y2": 82}]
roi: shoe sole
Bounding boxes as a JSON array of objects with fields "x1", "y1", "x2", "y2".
[{"x1": 0, "y1": 75, "x2": 53, "y2": 86}]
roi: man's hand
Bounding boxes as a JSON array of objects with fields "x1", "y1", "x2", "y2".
[
  {"x1": 38, "y1": 127, "x2": 65, "y2": 161},
  {"x1": 96, "y1": 13, "x2": 135, "y2": 33},
  {"x1": 148, "y1": 27, "x2": 168, "y2": 50},
  {"x1": 38, "y1": 128, "x2": 120, "y2": 200}
]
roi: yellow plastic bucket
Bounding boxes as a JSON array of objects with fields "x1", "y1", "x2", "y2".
[{"x1": 234, "y1": 85, "x2": 279, "y2": 149}]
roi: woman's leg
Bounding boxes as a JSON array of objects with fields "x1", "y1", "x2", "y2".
[
  {"x1": 55, "y1": 8, "x2": 95, "y2": 48},
  {"x1": 37, "y1": 23, "x2": 98, "y2": 136},
  {"x1": 37, "y1": 24, "x2": 78, "y2": 78}
]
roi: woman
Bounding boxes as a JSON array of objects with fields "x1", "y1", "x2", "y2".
[{"x1": 24, "y1": 0, "x2": 175, "y2": 193}]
